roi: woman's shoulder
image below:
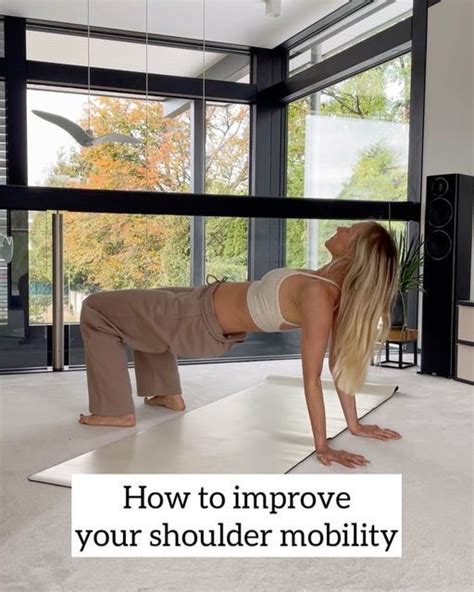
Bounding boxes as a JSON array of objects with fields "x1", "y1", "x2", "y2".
[{"x1": 295, "y1": 271, "x2": 341, "y2": 314}]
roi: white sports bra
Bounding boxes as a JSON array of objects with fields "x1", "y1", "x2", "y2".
[{"x1": 246, "y1": 268, "x2": 341, "y2": 333}]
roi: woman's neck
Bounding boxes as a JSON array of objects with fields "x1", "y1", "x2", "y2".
[{"x1": 320, "y1": 257, "x2": 349, "y2": 286}]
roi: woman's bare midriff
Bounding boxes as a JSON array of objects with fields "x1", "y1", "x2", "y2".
[{"x1": 212, "y1": 271, "x2": 339, "y2": 335}]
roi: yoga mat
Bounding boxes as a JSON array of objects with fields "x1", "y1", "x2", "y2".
[{"x1": 29, "y1": 374, "x2": 398, "y2": 487}]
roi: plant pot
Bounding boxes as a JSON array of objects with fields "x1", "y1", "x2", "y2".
[{"x1": 390, "y1": 292, "x2": 407, "y2": 328}]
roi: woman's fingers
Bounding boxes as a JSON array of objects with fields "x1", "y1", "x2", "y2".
[
  {"x1": 378, "y1": 428, "x2": 401, "y2": 439},
  {"x1": 317, "y1": 448, "x2": 370, "y2": 469},
  {"x1": 344, "y1": 451, "x2": 369, "y2": 462},
  {"x1": 340, "y1": 451, "x2": 369, "y2": 468},
  {"x1": 375, "y1": 425, "x2": 401, "y2": 438},
  {"x1": 384, "y1": 429, "x2": 401, "y2": 438},
  {"x1": 348, "y1": 457, "x2": 368, "y2": 466}
]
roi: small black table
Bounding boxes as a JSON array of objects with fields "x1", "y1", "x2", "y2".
[{"x1": 372, "y1": 328, "x2": 418, "y2": 369}]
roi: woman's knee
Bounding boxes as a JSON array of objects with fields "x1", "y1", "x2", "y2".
[
  {"x1": 82, "y1": 292, "x2": 110, "y2": 311},
  {"x1": 80, "y1": 294, "x2": 103, "y2": 326}
]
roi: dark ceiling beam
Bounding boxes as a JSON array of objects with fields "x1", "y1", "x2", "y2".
[{"x1": 27, "y1": 61, "x2": 256, "y2": 103}]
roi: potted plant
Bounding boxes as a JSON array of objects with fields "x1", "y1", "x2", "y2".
[{"x1": 390, "y1": 231, "x2": 426, "y2": 331}]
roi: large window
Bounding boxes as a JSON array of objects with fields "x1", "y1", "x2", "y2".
[
  {"x1": 286, "y1": 54, "x2": 411, "y2": 267},
  {"x1": 27, "y1": 88, "x2": 191, "y2": 191},
  {"x1": 27, "y1": 89, "x2": 250, "y2": 195},
  {"x1": 287, "y1": 54, "x2": 411, "y2": 202}
]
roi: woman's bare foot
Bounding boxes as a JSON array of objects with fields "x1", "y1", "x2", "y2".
[
  {"x1": 144, "y1": 394, "x2": 186, "y2": 411},
  {"x1": 78, "y1": 413, "x2": 136, "y2": 427}
]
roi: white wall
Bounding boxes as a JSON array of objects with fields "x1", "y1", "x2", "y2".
[{"x1": 418, "y1": 0, "x2": 474, "y2": 343}]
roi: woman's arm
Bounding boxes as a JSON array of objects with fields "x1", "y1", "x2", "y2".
[
  {"x1": 328, "y1": 336, "x2": 360, "y2": 432},
  {"x1": 302, "y1": 379, "x2": 328, "y2": 449},
  {"x1": 299, "y1": 285, "x2": 372, "y2": 468},
  {"x1": 332, "y1": 382, "x2": 360, "y2": 433},
  {"x1": 328, "y1": 336, "x2": 402, "y2": 442},
  {"x1": 299, "y1": 284, "x2": 333, "y2": 450}
]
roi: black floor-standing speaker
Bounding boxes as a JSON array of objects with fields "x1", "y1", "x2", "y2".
[{"x1": 420, "y1": 173, "x2": 473, "y2": 377}]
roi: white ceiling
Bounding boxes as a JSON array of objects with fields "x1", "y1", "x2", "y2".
[{"x1": 0, "y1": 0, "x2": 349, "y2": 48}]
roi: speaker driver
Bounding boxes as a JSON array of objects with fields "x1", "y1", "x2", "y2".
[
  {"x1": 425, "y1": 230, "x2": 452, "y2": 260},
  {"x1": 430, "y1": 176, "x2": 449, "y2": 196},
  {"x1": 427, "y1": 197, "x2": 453, "y2": 228}
]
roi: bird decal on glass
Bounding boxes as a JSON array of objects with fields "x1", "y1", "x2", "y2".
[{"x1": 32, "y1": 110, "x2": 140, "y2": 147}]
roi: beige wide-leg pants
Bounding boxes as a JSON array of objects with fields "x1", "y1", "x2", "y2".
[{"x1": 79, "y1": 275, "x2": 248, "y2": 416}]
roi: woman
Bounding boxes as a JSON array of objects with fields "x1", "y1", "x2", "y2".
[{"x1": 79, "y1": 219, "x2": 401, "y2": 468}]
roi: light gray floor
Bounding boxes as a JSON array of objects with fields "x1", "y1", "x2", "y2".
[{"x1": 0, "y1": 357, "x2": 472, "y2": 592}]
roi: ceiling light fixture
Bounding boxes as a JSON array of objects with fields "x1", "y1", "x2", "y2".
[
  {"x1": 264, "y1": 0, "x2": 282, "y2": 18},
  {"x1": 32, "y1": 0, "x2": 139, "y2": 146}
]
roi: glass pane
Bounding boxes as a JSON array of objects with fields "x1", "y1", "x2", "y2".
[
  {"x1": 0, "y1": 210, "x2": 50, "y2": 371},
  {"x1": 206, "y1": 102, "x2": 250, "y2": 195},
  {"x1": 205, "y1": 217, "x2": 249, "y2": 282},
  {"x1": 286, "y1": 218, "x2": 406, "y2": 270},
  {"x1": 67, "y1": 212, "x2": 191, "y2": 366},
  {"x1": 289, "y1": 0, "x2": 413, "y2": 77},
  {"x1": 204, "y1": 103, "x2": 250, "y2": 281},
  {"x1": 27, "y1": 30, "x2": 250, "y2": 82},
  {"x1": 27, "y1": 87, "x2": 191, "y2": 192},
  {"x1": 287, "y1": 54, "x2": 411, "y2": 202},
  {"x1": 1, "y1": 80, "x2": 49, "y2": 370}
]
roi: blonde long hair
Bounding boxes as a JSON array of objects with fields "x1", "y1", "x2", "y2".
[{"x1": 329, "y1": 221, "x2": 399, "y2": 396}]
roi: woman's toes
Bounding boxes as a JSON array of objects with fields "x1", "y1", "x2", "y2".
[
  {"x1": 144, "y1": 395, "x2": 185, "y2": 411},
  {"x1": 78, "y1": 413, "x2": 135, "y2": 427}
]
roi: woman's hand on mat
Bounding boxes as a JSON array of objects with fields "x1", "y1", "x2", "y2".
[
  {"x1": 350, "y1": 423, "x2": 401, "y2": 440},
  {"x1": 315, "y1": 445, "x2": 370, "y2": 469}
]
